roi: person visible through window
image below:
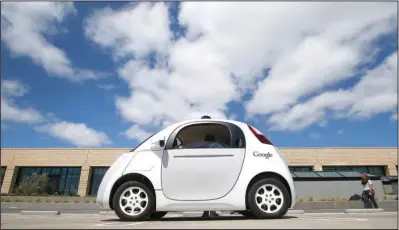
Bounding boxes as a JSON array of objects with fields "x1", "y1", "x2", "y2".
[{"x1": 361, "y1": 173, "x2": 379, "y2": 209}]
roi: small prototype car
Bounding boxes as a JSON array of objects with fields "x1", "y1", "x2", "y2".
[{"x1": 96, "y1": 116, "x2": 296, "y2": 221}]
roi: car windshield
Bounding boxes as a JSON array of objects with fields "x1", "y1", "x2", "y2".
[{"x1": 129, "y1": 131, "x2": 159, "y2": 152}]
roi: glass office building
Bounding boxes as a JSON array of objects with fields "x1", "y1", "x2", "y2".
[{"x1": 323, "y1": 166, "x2": 386, "y2": 176}]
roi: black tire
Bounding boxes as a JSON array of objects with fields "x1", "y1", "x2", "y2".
[
  {"x1": 113, "y1": 181, "x2": 155, "y2": 221},
  {"x1": 247, "y1": 178, "x2": 290, "y2": 219},
  {"x1": 239, "y1": 211, "x2": 255, "y2": 219},
  {"x1": 150, "y1": 211, "x2": 168, "y2": 219}
]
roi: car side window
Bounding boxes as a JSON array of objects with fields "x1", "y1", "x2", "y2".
[
  {"x1": 172, "y1": 123, "x2": 232, "y2": 149},
  {"x1": 229, "y1": 124, "x2": 246, "y2": 149}
]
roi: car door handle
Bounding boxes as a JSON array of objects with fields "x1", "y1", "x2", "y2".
[{"x1": 174, "y1": 154, "x2": 234, "y2": 158}]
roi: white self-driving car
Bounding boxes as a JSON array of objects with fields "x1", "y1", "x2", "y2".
[{"x1": 96, "y1": 116, "x2": 296, "y2": 221}]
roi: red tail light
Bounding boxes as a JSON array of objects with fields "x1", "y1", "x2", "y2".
[{"x1": 248, "y1": 125, "x2": 273, "y2": 145}]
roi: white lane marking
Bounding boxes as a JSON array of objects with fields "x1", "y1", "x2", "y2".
[
  {"x1": 299, "y1": 216, "x2": 368, "y2": 221},
  {"x1": 166, "y1": 214, "x2": 181, "y2": 218},
  {"x1": 63, "y1": 213, "x2": 108, "y2": 217},
  {"x1": 128, "y1": 222, "x2": 146, "y2": 226},
  {"x1": 94, "y1": 222, "x2": 145, "y2": 227},
  {"x1": 9, "y1": 207, "x2": 17, "y2": 209}
]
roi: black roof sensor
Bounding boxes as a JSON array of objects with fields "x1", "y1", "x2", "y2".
[{"x1": 201, "y1": 115, "x2": 211, "y2": 119}]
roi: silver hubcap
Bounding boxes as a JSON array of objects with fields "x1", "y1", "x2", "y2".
[
  {"x1": 255, "y1": 184, "x2": 284, "y2": 214},
  {"x1": 119, "y1": 187, "x2": 148, "y2": 216}
]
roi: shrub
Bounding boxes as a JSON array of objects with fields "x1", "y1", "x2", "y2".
[
  {"x1": 382, "y1": 195, "x2": 397, "y2": 200},
  {"x1": 308, "y1": 196, "x2": 314, "y2": 202},
  {"x1": 296, "y1": 196, "x2": 304, "y2": 203},
  {"x1": 74, "y1": 200, "x2": 80, "y2": 203},
  {"x1": 14, "y1": 173, "x2": 49, "y2": 196}
]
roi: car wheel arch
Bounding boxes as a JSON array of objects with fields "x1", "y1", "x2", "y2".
[
  {"x1": 109, "y1": 173, "x2": 155, "y2": 210},
  {"x1": 245, "y1": 172, "x2": 292, "y2": 210}
]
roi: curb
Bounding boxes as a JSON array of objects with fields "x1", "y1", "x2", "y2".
[
  {"x1": 344, "y1": 208, "x2": 384, "y2": 213},
  {"x1": 287, "y1": 209, "x2": 304, "y2": 214},
  {"x1": 182, "y1": 211, "x2": 204, "y2": 217},
  {"x1": 99, "y1": 211, "x2": 115, "y2": 215},
  {"x1": 20, "y1": 210, "x2": 60, "y2": 216}
]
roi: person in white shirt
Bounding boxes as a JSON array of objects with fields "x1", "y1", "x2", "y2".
[{"x1": 361, "y1": 173, "x2": 379, "y2": 209}]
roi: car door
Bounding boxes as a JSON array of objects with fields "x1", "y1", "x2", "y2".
[{"x1": 161, "y1": 121, "x2": 246, "y2": 201}]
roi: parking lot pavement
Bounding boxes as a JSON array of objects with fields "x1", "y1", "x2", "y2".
[{"x1": 1, "y1": 212, "x2": 397, "y2": 229}]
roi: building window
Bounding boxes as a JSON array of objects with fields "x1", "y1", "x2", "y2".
[
  {"x1": 15, "y1": 167, "x2": 81, "y2": 196},
  {"x1": 88, "y1": 167, "x2": 109, "y2": 196},
  {"x1": 1, "y1": 167, "x2": 6, "y2": 186},
  {"x1": 323, "y1": 166, "x2": 386, "y2": 176},
  {"x1": 289, "y1": 166, "x2": 312, "y2": 172}
]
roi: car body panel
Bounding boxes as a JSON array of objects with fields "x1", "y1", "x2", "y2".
[
  {"x1": 96, "y1": 152, "x2": 136, "y2": 209},
  {"x1": 161, "y1": 148, "x2": 246, "y2": 201}
]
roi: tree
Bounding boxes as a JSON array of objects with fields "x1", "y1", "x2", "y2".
[{"x1": 14, "y1": 173, "x2": 49, "y2": 196}]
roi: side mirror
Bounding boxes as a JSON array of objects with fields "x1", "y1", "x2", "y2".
[{"x1": 151, "y1": 139, "x2": 165, "y2": 151}]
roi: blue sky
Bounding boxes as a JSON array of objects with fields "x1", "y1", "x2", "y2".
[{"x1": 1, "y1": 2, "x2": 398, "y2": 148}]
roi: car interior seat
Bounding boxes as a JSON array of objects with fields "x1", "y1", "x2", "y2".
[{"x1": 204, "y1": 134, "x2": 216, "y2": 142}]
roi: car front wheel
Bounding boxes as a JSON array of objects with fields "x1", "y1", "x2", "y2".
[
  {"x1": 113, "y1": 181, "x2": 155, "y2": 221},
  {"x1": 247, "y1": 178, "x2": 289, "y2": 219}
]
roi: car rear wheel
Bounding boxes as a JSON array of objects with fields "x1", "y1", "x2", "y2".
[
  {"x1": 247, "y1": 178, "x2": 289, "y2": 219},
  {"x1": 113, "y1": 181, "x2": 155, "y2": 221}
]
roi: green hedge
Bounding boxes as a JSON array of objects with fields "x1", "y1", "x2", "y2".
[
  {"x1": 0, "y1": 196, "x2": 96, "y2": 203},
  {"x1": 296, "y1": 195, "x2": 397, "y2": 203}
]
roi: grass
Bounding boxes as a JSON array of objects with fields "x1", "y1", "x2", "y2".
[
  {"x1": 0, "y1": 196, "x2": 96, "y2": 203},
  {"x1": 295, "y1": 195, "x2": 397, "y2": 203}
]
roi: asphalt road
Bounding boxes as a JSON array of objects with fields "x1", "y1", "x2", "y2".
[{"x1": 1, "y1": 212, "x2": 397, "y2": 229}]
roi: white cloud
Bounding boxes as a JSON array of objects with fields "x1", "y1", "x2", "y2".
[
  {"x1": 319, "y1": 120, "x2": 328, "y2": 128},
  {"x1": 1, "y1": 80, "x2": 30, "y2": 97},
  {"x1": 1, "y1": 79, "x2": 111, "y2": 147},
  {"x1": 391, "y1": 113, "x2": 398, "y2": 121},
  {"x1": 1, "y1": 80, "x2": 44, "y2": 124},
  {"x1": 84, "y1": 2, "x2": 397, "y2": 135},
  {"x1": 1, "y1": 2, "x2": 108, "y2": 82},
  {"x1": 84, "y1": 2, "x2": 171, "y2": 59},
  {"x1": 337, "y1": 129, "x2": 344, "y2": 135},
  {"x1": 1, "y1": 98, "x2": 45, "y2": 124},
  {"x1": 309, "y1": 132, "x2": 321, "y2": 139},
  {"x1": 124, "y1": 124, "x2": 152, "y2": 142},
  {"x1": 97, "y1": 84, "x2": 118, "y2": 91},
  {"x1": 35, "y1": 121, "x2": 111, "y2": 147},
  {"x1": 267, "y1": 52, "x2": 397, "y2": 131}
]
